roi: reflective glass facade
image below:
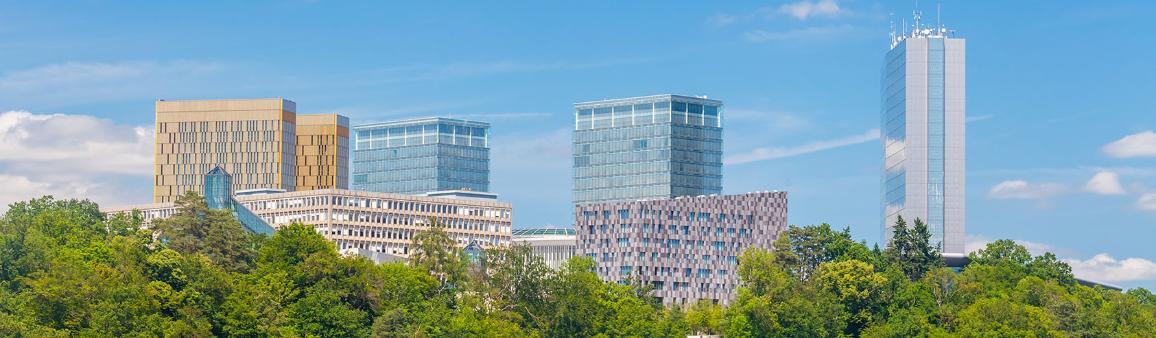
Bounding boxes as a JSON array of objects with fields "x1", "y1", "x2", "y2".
[
  {"x1": 352, "y1": 118, "x2": 490, "y2": 195},
  {"x1": 203, "y1": 165, "x2": 274, "y2": 235},
  {"x1": 573, "y1": 95, "x2": 723, "y2": 207},
  {"x1": 882, "y1": 29, "x2": 966, "y2": 254}
]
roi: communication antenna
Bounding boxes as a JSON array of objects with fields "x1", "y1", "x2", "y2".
[{"x1": 937, "y1": 0, "x2": 942, "y2": 30}]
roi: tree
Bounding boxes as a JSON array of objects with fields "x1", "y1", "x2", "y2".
[
  {"x1": 153, "y1": 191, "x2": 261, "y2": 273},
  {"x1": 953, "y1": 297, "x2": 1063, "y2": 337},
  {"x1": 772, "y1": 224, "x2": 873, "y2": 281},
  {"x1": 409, "y1": 220, "x2": 467, "y2": 291},
  {"x1": 815, "y1": 260, "x2": 889, "y2": 336},
  {"x1": 884, "y1": 217, "x2": 942, "y2": 281},
  {"x1": 686, "y1": 299, "x2": 724, "y2": 336}
]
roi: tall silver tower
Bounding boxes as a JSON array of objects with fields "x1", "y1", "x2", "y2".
[{"x1": 882, "y1": 10, "x2": 965, "y2": 254}]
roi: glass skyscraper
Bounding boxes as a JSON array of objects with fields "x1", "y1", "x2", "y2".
[
  {"x1": 882, "y1": 15, "x2": 966, "y2": 254},
  {"x1": 352, "y1": 117, "x2": 490, "y2": 195},
  {"x1": 573, "y1": 94, "x2": 723, "y2": 206}
]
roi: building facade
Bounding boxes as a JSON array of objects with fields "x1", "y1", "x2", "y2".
[
  {"x1": 573, "y1": 95, "x2": 723, "y2": 207},
  {"x1": 352, "y1": 118, "x2": 490, "y2": 195},
  {"x1": 296, "y1": 114, "x2": 350, "y2": 191},
  {"x1": 882, "y1": 16, "x2": 966, "y2": 254},
  {"x1": 153, "y1": 98, "x2": 349, "y2": 203},
  {"x1": 575, "y1": 192, "x2": 787, "y2": 306},
  {"x1": 512, "y1": 227, "x2": 577, "y2": 270},
  {"x1": 105, "y1": 189, "x2": 513, "y2": 257}
]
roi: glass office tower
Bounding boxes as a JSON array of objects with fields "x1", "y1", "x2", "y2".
[
  {"x1": 573, "y1": 94, "x2": 723, "y2": 206},
  {"x1": 352, "y1": 117, "x2": 490, "y2": 195},
  {"x1": 882, "y1": 14, "x2": 965, "y2": 254}
]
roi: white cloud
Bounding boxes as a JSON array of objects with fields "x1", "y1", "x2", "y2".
[
  {"x1": 1064, "y1": 254, "x2": 1156, "y2": 283},
  {"x1": 1084, "y1": 171, "x2": 1126, "y2": 195},
  {"x1": 1102, "y1": 130, "x2": 1156, "y2": 158},
  {"x1": 778, "y1": 0, "x2": 845, "y2": 20},
  {"x1": 0, "y1": 110, "x2": 153, "y2": 213},
  {"x1": 1136, "y1": 193, "x2": 1156, "y2": 211},
  {"x1": 724, "y1": 129, "x2": 878, "y2": 165},
  {"x1": 987, "y1": 180, "x2": 1067, "y2": 200},
  {"x1": 0, "y1": 174, "x2": 95, "y2": 210},
  {"x1": 744, "y1": 25, "x2": 854, "y2": 42},
  {"x1": 0, "y1": 111, "x2": 152, "y2": 175}
]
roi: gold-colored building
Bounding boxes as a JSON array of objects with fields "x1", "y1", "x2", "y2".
[
  {"x1": 154, "y1": 98, "x2": 348, "y2": 203},
  {"x1": 295, "y1": 114, "x2": 349, "y2": 191}
]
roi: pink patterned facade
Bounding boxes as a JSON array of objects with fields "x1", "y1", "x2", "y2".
[{"x1": 575, "y1": 192, "x2": 787, "y2": 306}]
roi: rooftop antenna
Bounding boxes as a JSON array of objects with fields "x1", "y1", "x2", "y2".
[
  {"x1": 937, "y1": 0, "x2": 942, "y2": 30},
  {"x1": 889, "y1": 12, "x2": 896, "y2": 45}
]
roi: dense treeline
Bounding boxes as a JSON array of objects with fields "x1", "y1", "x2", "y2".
[{"x1": 0, "y1": 194, "x2": 1153, "y2": 337}]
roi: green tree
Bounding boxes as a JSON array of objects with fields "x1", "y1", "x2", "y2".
[
  {"x1": 686, "y1": 299, "x2": 724, "y2": 336},
  {"x1": 153, "y1": 191, "x2": 261, "y2": 273},
  {"x1": 772, "y1": 224, "x2": 873, "y2": 281},
  {"x1": 814, "y1": 260, "x2": 888, "y2": 336},
  {"x1": 409, "y1": 221, "x2": 467, "y2": 291},
  {"x1": 884, "y1": 216, "x2": 942, "y2": 281}
]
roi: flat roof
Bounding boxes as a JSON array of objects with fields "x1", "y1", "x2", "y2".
[
  {"x1": 354, "y1": 116, "x2": 490, "y2": 130},
  {"x1": 574, "y1": 94, "x2": 722, "y2": 107},
  {"x1": 513, "y1": 227, "x2": 577, "y2": 237}
]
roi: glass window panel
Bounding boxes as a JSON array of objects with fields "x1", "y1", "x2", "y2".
[
  {"x1": 671, "y1": 101, "x2": 687, "y2": 112},
  {"x1": 688, "y1": 103, "x2": 703, "y2": 114},
  {"x1": 704, "y1": 105, "x2": 718, "y2": 116},
  {"x1": 594, "y1": 107, "x2": 612, "y2": 116}
]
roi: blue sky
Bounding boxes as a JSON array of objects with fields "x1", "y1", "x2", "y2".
[{"x1": 1, "y1": 0, "x2": 1154, "y2": 289}]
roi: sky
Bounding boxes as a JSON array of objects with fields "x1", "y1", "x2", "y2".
[{"x1": 1, "y1": 0, "x2": 1154, "y2": 289}]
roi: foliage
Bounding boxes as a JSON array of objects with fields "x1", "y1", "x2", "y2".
[{"x1": 1, "y1": 196, "x2": 1154, "y2": 337}]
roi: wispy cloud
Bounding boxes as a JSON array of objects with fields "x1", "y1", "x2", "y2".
[
  {"x1": 725, "y1": 128, "x2": 878, "y2": 165},
  {"x1": 1084, "y1": 171, "x2": 1126, "y2": 195},
  {"x1": 744, "y1": 24, "x2": 855, "y2": 42},
  {"x1": 1102, "y1": 130, "x2": 1156, "y2": 158},
  {"x1": 966, "y1": 114, "x2": 995, "y2": 123},
  {"x1": 0, "y1": 61, "x2": 224, "y2": 105},
  {"x1": 778, "y1": 0, "x2": 847, "y2": 20},
  {"x1": 987, "y1": 180, "x2": 1067, "y2": 200},
  {"x1": 706, "y1": 13, "x2": 738, "y2": 26}
]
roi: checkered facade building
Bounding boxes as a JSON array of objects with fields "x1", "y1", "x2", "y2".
[{"x1": 575, "y1": 192, "x2": 787, "y2": 306}]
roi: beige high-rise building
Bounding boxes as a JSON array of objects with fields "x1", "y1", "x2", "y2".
[
  {"x1": 295, "y1": 114, "x2": 349, "y2": 191},
  {"x1": 154, "y1": 98, "x2": 349, "y2": 203}
]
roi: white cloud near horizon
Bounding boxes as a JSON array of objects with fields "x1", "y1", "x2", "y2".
[
  {"x1": 1065, "y1": 254, "x2": 1156, "y2": 283},
  {"x1": 778, "y1": 0, "x2": 846, "y2": 20},
  {"x1": 1102, "y1": 130, "x2": 1156, "y2": 158},
  {"x1": 0, "y1": 110, "x2": 153, "y2": 212},
  {"x1": 966, "y1": 235, "x2": 1156, "y2": 283},
  {"x1": 987, "y1": 180, "x2": 1067, "y2": 200},
  {"x1": 724, "y1": 129, "x2": 878, "y2": 165},
  {"x1": 1084, "y1": 171, "x2": 1126, "y2": 195},
  {"x1": 0, "y1": 111, "x2": 153, "y2": 175}
]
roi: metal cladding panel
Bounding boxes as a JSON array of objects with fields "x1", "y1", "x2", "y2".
[
  {"x1": 903, "y1": 39, "x2": 930, "y2": 226},
  {"x1": 943, "y1": 38, "x2": 967, "y2": 254}
]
